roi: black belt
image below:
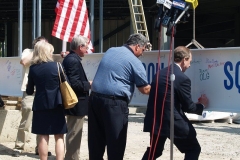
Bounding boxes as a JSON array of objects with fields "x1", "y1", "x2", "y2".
[{"x1": 91, "y1": 91, "x2": 128, "y2": 103}]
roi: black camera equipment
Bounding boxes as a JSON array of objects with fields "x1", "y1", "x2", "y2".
[
  {"x1": 154, "y1": 0, "x2": 196, "y2": 37},
  {"x1": 166, "y1": 0, "x2": 187, "y2": 36},
  {"x1": 154, "y1": 0, "x2": 172, "y2": 30}
]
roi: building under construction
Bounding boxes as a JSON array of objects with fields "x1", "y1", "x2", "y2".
[{"x1": 0, "y1": 0, "x2": 239, "y2": 56}]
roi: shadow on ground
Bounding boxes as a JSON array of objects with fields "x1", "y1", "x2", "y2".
[
  {"x1": 193, "y1": 121, "x2": 240, "y2": 135},
  {"x1": 0, "y1": 144, "x2": 56, "y2": 159}
]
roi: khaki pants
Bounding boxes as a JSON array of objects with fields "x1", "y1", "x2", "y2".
[
  {"x1": 65, "y1": 115, "x2": 84, "y2": 160},
  {"x1": 15, "y1": 92, "x2": 39, "y2": 150}
]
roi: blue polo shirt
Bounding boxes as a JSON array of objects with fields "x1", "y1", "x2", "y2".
[{"x1": 91, "y1": 45, "x2": 149, "y2": 101}]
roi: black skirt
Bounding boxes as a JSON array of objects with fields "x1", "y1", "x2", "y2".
[{"x1": 32, "y1": 108, "x2": 68, "y2": 135}]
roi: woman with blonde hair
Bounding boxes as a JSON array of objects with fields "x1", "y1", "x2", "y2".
[{"x1": 26, "y1": 41, "x2": 67, "y2": 160}]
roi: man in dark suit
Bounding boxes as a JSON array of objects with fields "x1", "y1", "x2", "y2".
[
  {"x1": 142, "y1": 46, "x2": 209, "y2": 160},
  {"x1": 62, "y1": 35, "x2": 92, "y2": 160},
  {"x1": 0, "y1": 94, "x2": 4, "y2": 107}
]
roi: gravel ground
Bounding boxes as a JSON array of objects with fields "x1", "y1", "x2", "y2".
[{"x1": 0, "y1": 113, "x2": 240, "y2": 160}]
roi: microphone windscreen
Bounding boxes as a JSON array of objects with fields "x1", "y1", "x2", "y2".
[{"x1": 185, "y1": 0, "x2": 198, "y2": 9}]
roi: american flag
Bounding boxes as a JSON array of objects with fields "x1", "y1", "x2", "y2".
[{"x1": 52, "y1": 0, "x2": 93, "y2": 53}]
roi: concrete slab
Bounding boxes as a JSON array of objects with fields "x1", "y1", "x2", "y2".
[
  {"x1": 0, "y1": 110, "x2": 21, "y2": 142},
  {"x1": 0, "y1": 106, "x2": 146, "y2": 142}
]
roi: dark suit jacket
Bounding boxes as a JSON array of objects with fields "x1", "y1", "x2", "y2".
[
  {"x1": 144, "y1": 64, "x2": 204, "y2": 138},
  {"x1": 62, "y1": 51, "x2": 90, "y2": 116},
  {"x1": 0, "y1": 94, "x2": 4, "y2": 107},
  {"x1": 26, "y1": 62, "x2": 62, "y2": 111}
]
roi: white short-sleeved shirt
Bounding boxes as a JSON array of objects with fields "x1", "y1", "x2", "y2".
[{"x1": 21, "y1": 48, "x2": 33, "y2": 91}]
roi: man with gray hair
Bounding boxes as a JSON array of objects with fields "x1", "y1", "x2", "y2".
[
  {"x1": 62, "y1": 35, "x2": 92, "y2": 160},
  {"x1": 88, "y1": 33, "x2": 151, "y2": 160}
]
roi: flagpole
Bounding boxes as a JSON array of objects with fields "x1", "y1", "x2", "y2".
[
  {"x1": 36, "y1": 0, "x2": 41, "y2": 37},
  {"x1": 18, "y1": 0, "x2": 23, "y2": 57},
  {"x1": 62, "y1": 41, "x2": 67, "y2": 52},
  {"x1": 99, "y1": 0, "x2": 103, "y2": 53},
  {"x1": 90, "y1": 0, "x2": 94, "y2": 46},
  {"x1": 32, "y1": 0, "x2": 36, "y2": 41}
]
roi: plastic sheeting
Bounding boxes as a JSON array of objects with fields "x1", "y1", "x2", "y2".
[{"x1": 186, "y1": 111, "x2": 240, "y2": 123}]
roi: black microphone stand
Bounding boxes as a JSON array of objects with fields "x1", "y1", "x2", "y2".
[
  {"x1": 186, "y1": 8, "x2": 204, "y2": 49},
  {"x1": 169, "y1": 5, "x2": 190, "y2": 160}
]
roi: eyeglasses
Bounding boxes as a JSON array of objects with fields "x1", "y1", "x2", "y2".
[
  {"x1": 138, "y1": 45, "x2": 145, "y2": 52},
  {"x1": 81, "y1": 45, "x2": 89, "y2": 50}
]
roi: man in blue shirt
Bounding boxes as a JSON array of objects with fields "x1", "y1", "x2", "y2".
[{"x1": 88, "y1": 33, "x2": 151, "y2": 160}]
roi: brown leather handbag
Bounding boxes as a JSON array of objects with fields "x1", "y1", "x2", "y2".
[{"x1": 57, "y1": 62, "x2": 78, "y2": 109}]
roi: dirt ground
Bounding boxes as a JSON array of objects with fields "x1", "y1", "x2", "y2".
[{"x1": 0, "y1": 113, "x2": 240, "y2": 160}]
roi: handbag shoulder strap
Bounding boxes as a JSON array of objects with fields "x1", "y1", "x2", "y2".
[
  {"x1": 57, "y1": 62, "x2": 63, "y2": 83},
  {"x1": 58, "y1": 62, "x2": 68, "y2": 81}
]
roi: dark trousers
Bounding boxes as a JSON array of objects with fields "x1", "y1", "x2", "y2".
[
  {"x1": 142, "y1": 134, "x2": 201, "y2": 160},
  {"x1": 88, "y1": 94, "x2": 129, "y2": 160}
]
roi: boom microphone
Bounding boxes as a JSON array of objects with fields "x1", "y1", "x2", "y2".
[
  {"x1": 154, "y1": 0, "x2": 165, "y2": 30},
  {"x1": 179, "y1": 0, "x2": 197, "y2": 23},
  {"x1": 155, "y1": 0, "x2": 197, "y2": 36},
  {"x1": 171, "y1": 0, "x2": 186, "y2": 24},
  {"x1": 163, "y1": 0, "x2": 172, "y2": 9},
  {"x1": 161, "y1": 0, "x2": 173, "y2": 27},
  {"x1": 180, "y1": 10, "x2": 190, "y2": 23},
  {"x1": 166, "y1": 0, "x2": 187, "y2": 36},
  {"x1": 156, "y1": 0, "x2": 165, "y2": 6},
  {"x1": 172, "y1": 0, "x2": 186, "y2": 10},
  {"x1": 155, "y1": 0, "x2": 173, "y2": 31}
]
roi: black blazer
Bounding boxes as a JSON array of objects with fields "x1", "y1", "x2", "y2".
[
  {"x1": 144, "y1": 64, "x2": 204, "y2": 138},
  {"x1": 62, "y1": 51, "x2": 90, "y2": 116},
  {"x1": 26, "y1": 62, "x2": 62, "y2": 111},
  {"x1": 0, "y1": 94, "x2": 4, "y2": 107}
]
